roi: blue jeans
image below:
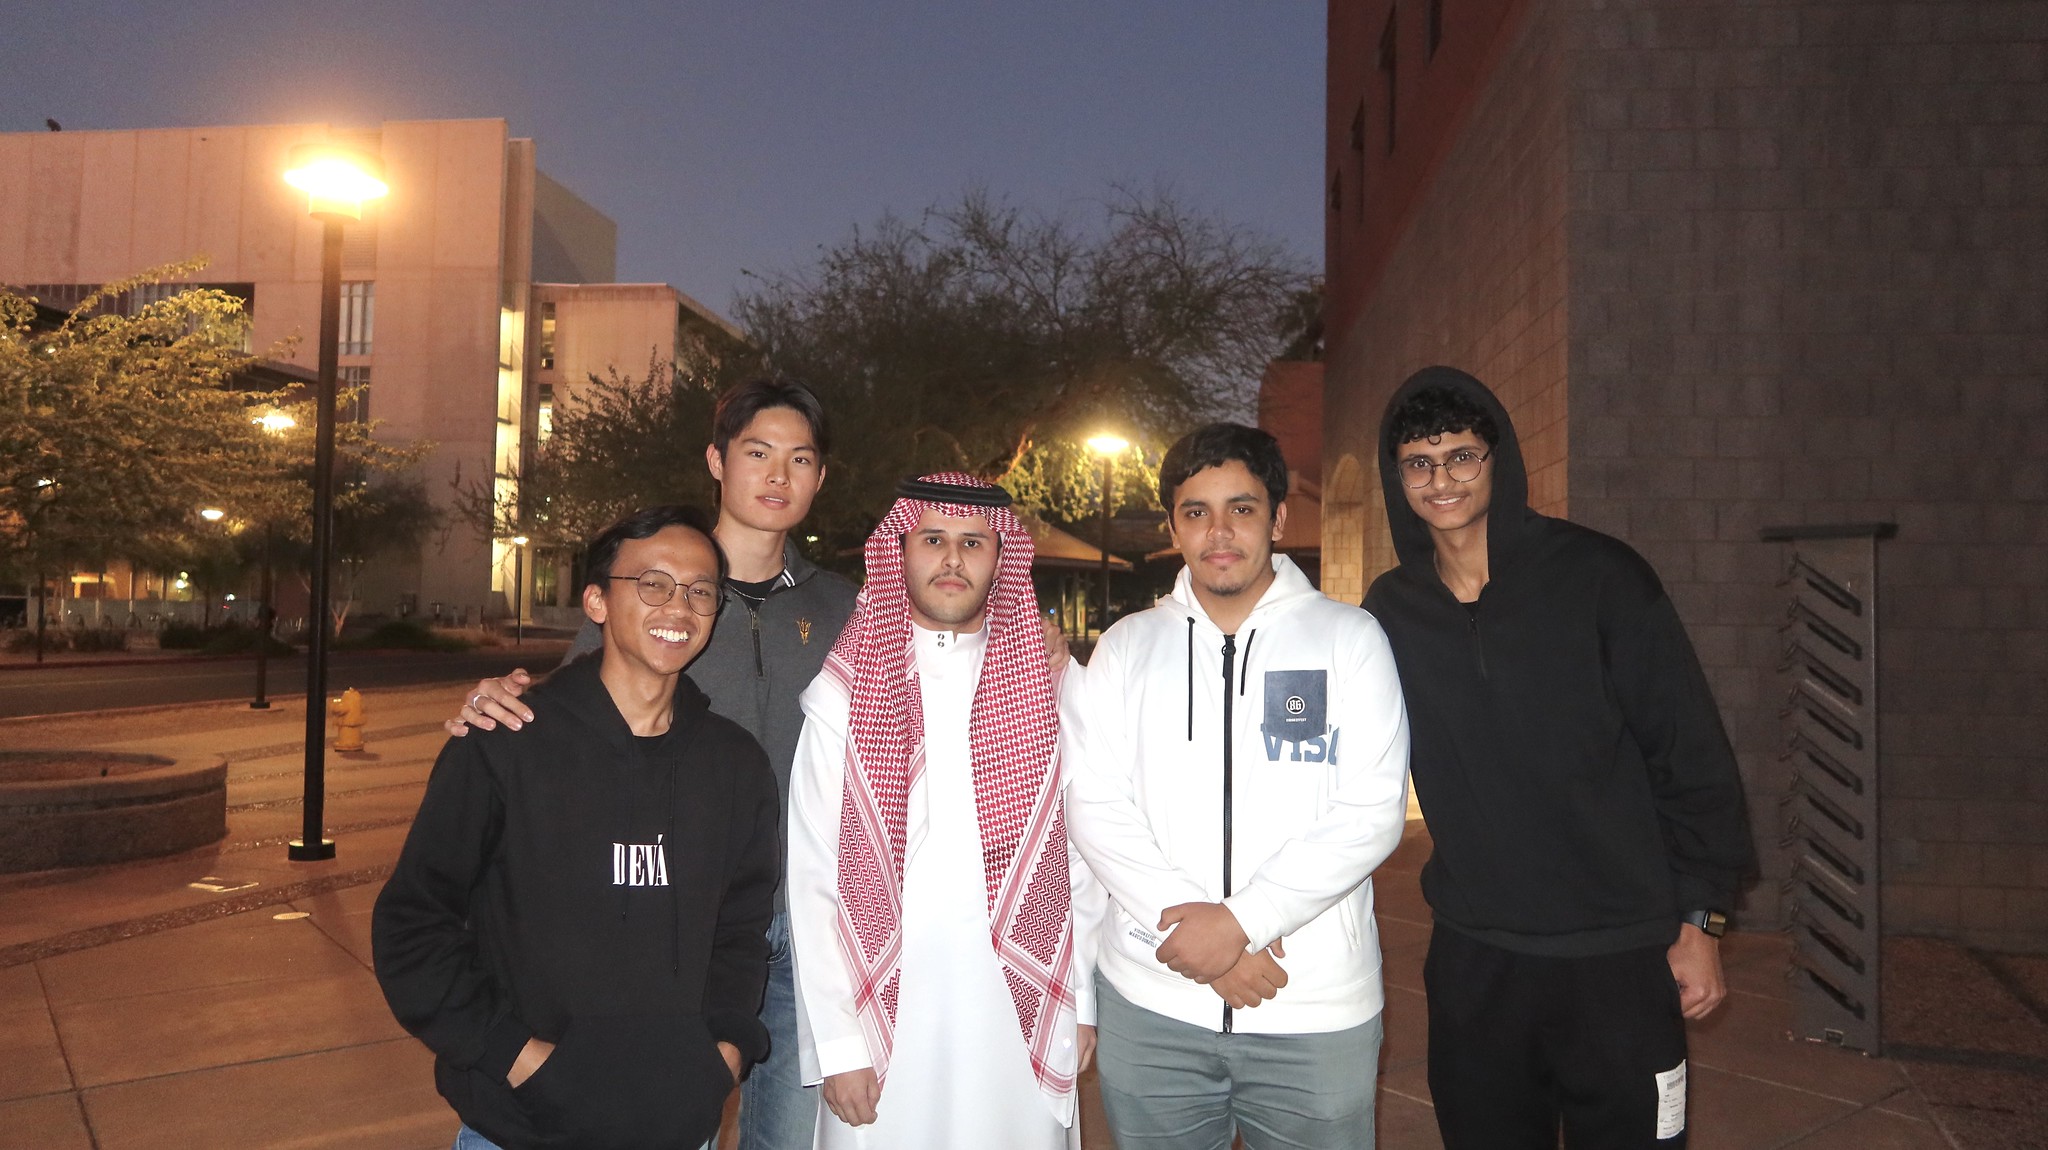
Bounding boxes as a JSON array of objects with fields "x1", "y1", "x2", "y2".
[
  {"x1": 1093, "y1": 977, "x2": 1383, "y2": 1150},
  {"x1": 736, "y1": 910, "x2": 818, "y2": 1150}
]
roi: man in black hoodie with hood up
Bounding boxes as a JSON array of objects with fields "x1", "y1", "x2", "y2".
[
  {"x1": 375, "y1": 504, "x2": 781, "y2": 1150},
  {"x1": 1363, "y1": 367, "x2": 1753, "y2": 1149}
]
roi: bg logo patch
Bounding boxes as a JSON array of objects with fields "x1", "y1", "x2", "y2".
[{"x1": 1262, "y1": 669, "x2": 1338, "y2": 763}]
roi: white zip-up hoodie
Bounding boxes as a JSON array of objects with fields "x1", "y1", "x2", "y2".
[{"x1": 1068, "y1": 555, "x2": 1410, "y2": 1034}]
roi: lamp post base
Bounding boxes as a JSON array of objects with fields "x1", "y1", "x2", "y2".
[
  {"x1": 250, "y1": 701, "x2": 272, "y2": 710},
  {"x1": 287, "y1": 839, "x2": 337, "y2": 861}
]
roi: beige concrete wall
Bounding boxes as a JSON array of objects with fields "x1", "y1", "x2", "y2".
[
  {"x1": 0, "y1": 118, "x2": 518, "y2": 618},
  {"x1": 534, "y1": 283, "x2": 686, "y2": 407}
]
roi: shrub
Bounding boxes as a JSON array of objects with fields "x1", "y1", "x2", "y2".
[
  {"x1": 158, "y1": 621, "x2": 208, "y2": 649},
  {"x1": 69, "y1": 629, "x2": 131, "y2": 653},
  {"x1": 4, "y1": 629, "x2": 66, "y2": 654},
  {"x1": 345, "y1": 618, "x2": 472, "y2": 652}
]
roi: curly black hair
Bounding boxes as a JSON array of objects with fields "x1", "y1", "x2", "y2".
[{"x1": 1386, "y1": 384, "x2": 1499, "y2": 449}]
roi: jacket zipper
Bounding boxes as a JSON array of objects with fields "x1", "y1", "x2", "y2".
[
  {"x1": 1466, "y1": 607, "x2": 1488, "y2": 680},
  {"x1": 749, "y1": 604, "x2": 765, "y2": 677},
  {"x1": 1219, "y1": 632, "x2": 1237, "y2": 1034}
]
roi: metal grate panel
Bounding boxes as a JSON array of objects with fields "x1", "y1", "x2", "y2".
[{"x1": 1760, "y1": 523, "x2": 1894, "y2": 1054}]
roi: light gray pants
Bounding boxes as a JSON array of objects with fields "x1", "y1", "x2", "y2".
[{"x1": 1094, "y1": 977, "x2": 1383, "y2": 1150}]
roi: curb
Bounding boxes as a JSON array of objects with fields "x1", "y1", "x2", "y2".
[{"x1": 0, "y1": 652, "x2": 278, "y2": 672}]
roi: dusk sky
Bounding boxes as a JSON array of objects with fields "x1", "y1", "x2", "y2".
[{"x1": 4, "y1": 2, "x2": 1325, "y2": 315}]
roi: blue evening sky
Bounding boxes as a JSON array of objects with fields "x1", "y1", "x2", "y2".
[{"x1": 4, "y1": 2, "x2": 1324, "y2": 316}]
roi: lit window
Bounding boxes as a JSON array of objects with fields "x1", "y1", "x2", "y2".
[
  {"x1": 341, "y1": 366, "x2": 371, "y2": 423},
  {"x1": 539, "y1": 301, "x2": 556, "y2": 370},
  {"x1": 340, "y1": 281, "x2": 374, "y2": 356}
]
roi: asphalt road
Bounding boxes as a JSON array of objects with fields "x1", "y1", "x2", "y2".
[{"x1": 0, "y1": 647, "x2": 568, "y2": 719}]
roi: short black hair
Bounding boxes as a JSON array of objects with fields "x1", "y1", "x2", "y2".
[
  {"x1": 711, "y1": 377, "x2": 830, "y2": 458},
  {"x1": 583, "y1": 505, "x2": 727, "y2": 589},
  {"x1": 1386, "y1": 384, "x2": 1499, "y2": 449},
  {"x1": 1157, "y1": 423, "x2": 1290, "y2": 512}
]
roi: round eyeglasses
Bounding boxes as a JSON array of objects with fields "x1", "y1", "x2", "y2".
[
  {"x1": 1398, "y1": 447, "x2": 1493, "y2": 488},
  {"x1": 607, "y1": 571, "x2": 722, "y2": 615}
]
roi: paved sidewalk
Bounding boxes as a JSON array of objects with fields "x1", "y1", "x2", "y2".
[{"x1": 0, "y1": 688, "x2": 2026, "y2": 1148}]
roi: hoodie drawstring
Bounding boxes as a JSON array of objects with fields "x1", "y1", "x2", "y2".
[{"x1": 1185, "y1": 617, "x2": 1195, "y2": 741}]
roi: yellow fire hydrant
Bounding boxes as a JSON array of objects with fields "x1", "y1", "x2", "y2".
[{"x1": 330, "y1": 687, "x2": 367, "y2": 752}]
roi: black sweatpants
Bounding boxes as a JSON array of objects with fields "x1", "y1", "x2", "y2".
[{"x1": 1424, "y1": 926, "x2": 1690, "y2": 1149}]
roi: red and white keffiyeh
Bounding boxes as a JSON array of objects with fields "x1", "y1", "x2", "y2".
[{"x1": 818, "y1": 472, "x2": 1078, "y2": 1105}]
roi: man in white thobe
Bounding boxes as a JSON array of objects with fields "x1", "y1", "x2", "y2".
[{"x1": 788, "y1": 474, "x2": 1101, "y2": 1150}]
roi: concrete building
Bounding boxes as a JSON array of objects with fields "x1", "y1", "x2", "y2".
[
  {"x1": 0, "y1": 118, "x2": 733, "y2": 626},
  {"x1": 1322, "y1": 0, "x2": 2047, "y2": 952}
]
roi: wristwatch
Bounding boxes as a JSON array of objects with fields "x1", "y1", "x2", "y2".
[{"x1": 1680, "y1": 909, "x2": 1728, "y2": 938}]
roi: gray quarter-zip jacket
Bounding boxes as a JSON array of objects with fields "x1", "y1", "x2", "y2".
[{"x1": 565, "y1": 540, "x2": 858, "y2": 909}]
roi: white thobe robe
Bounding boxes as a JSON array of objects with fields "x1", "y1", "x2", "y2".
[{"x1": 789, "y1": 625, "x2": 1098, "y2": 1150}]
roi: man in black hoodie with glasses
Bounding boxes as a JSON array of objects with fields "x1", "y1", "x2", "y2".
[
  {"x1": 375, "y1": 505, "x2": 781, "y2": 1150},
  {"x1": 1363, "y1": 367, "x2": 1753, "y2": 1150}
]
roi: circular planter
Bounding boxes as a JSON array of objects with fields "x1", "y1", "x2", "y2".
[{"x1": 0, "y1": 751, "x2": 227, "y2": 873}]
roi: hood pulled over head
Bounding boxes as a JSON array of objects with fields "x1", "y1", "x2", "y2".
[{"x1": 1376, "y1": 366, "x2": 1535, "y2": 573}]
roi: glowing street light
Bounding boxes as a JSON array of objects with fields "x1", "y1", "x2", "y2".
[
  {"x1": 200, "y1": 507, "x2": 226, "y2": 522},
  {"x1": 254, "y1": 411, "x2": 298, "y2": 434},
  {"x1": 284, "y1": 141, "x2": 388, "y2": 864},
  {"x1": 1086, "y1": 434, "x2": 1129, "y2": 635}
]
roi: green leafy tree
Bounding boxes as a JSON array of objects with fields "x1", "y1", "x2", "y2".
[
  {"x1": 736, "y1": 186, "x2": 1311, "y2": 535},
  {"x1": 0, "y1": 266, "x2": 435, "y2": 646}
]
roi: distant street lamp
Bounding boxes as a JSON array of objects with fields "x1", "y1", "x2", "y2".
[
  {"x1": 1086, "y1": 434, "x2": 1129, "y2": 635},
  {"x1": 251, "y1": 411, "x2": 296, "y2": 711},
  {"x1": 200, "y1": 507, "x2": 226, "y2": 522},
  {"x1": 510, "y1": 535, "x2": 529, "y2": 646},
  {"x1": 283, "y1": 143, "x2": 387, "y2": 863}
]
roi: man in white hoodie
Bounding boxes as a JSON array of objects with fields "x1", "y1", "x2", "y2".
[{"x1": 1068, "y1": 423, "x2": 1411, "y2": 1150}]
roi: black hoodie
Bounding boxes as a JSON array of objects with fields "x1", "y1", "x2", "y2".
[
  {"x1": 1362, "y1": 366, "x2": 1754, "y2": 957},
  {"x1": 373, "y1": 654, "x2": 780, "y2": 1149}
]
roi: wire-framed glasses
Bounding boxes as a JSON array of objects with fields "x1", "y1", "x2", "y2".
[
  {"x1": 607, "y1": 571, "x2": 721, "y2": 615},
  {"x1": 1398, "y1": 447, "x2": 1493, "y2": 488}
]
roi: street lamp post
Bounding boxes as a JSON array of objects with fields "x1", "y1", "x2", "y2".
[
  {"x1": 510, "y1": 536, "x2": 528, "y2": 646},
  {"x1": 283, "y1": 144, "x2": 387, "y2": 863},
  {"x1": 1085, "y1": 434, "x2": 1129, "y2": 636}
]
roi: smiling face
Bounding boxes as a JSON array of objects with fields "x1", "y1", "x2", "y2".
[
  {"x1": 706, "y1": 405, "x2": 825, "y2": 534},
  {"x1": 1396, "y1": 429, "x2": 1495, "y2": 537},
  {"x1": 901, "y1": 507, "x2": 999, "y2": 632},
  {"x1": 1167, "y1": 459, "x2": 1287, "y2": 604},
  {"x1": 583, "y1": 524, "x2": 721, "y2": 683}
]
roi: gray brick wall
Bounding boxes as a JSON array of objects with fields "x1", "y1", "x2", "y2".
[
  {"x1": 1326, "y1": 0, "x2": 2048, "y2": 951},
  {"x1": 1567, "y1": 0, "x2": 2048, "y2": 949}
]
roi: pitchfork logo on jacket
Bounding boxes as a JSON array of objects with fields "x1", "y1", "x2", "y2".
[{"x1": 612, "y1": 835, "x2": 669, "y2": 886}]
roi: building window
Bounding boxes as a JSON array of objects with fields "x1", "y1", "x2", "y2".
[
  {"x1": 539, "y1": 301, "x2": 556, "y2": 370},
  {"x1": 537, "y1": 383, "x2": 555, "y2": 441},
  {"x1": 1427, "y1": 0, "x2": 1443, "y2": 58},
  {"x1": 1380, "y1": 11, "x2": 1398, "y2": 152},
  {"x1": 1328, "y1": 173, "x2": 1343, "y2": 216},
  {"x1": 340, "y1": 366, "x2": 371, "y2": 423},
  {"x1": 340, "y1": 281, "x2": 374, "y2": 356},
  {"x1": 1349, "y1": 101, "x2": 1367, "y2": 218}
]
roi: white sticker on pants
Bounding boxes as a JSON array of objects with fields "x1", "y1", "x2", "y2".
[{"x1": 1655, "y1": 1060, "x2": 1688, "y2": 1139}]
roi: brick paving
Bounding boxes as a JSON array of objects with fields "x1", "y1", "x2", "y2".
[{"x1": 0, "y1": 686, "x2": 2031, "y2": 1148}]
